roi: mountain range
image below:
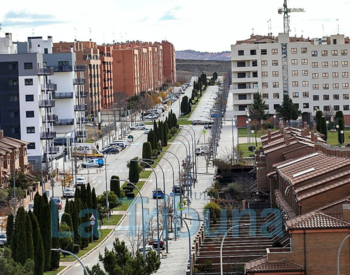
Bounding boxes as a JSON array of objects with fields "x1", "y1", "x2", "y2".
[{"x1": 175, "y1": 50, "x2": 231, "y2": 61}]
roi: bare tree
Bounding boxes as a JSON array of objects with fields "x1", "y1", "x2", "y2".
[
  {"x1": 323, "y1": 105, "x2": 335, "y2": 122},
  {"x1": 126, "y1": 225, "x2": 144, "y2": 257},
  {"x1": 158, "y1": 199, "x2": 174, "y2": 232}
]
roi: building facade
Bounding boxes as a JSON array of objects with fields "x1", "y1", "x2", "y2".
[
  {"x1": 97, "y1": 45, "x2": 113, "y2": 109},
  {"x1": 231, "y1": 33, "x2": 350, "y2": 126}
]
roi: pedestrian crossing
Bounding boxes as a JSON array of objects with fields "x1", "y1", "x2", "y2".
[{"x1": 104, "y1": 169, "x2": 180, "y2": 174}]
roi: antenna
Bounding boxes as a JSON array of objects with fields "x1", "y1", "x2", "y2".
[
  {"x1": 294, "y1": 28, "x2": 296, "y2": 37},
  {"x1": 252, "y1": 28, "x2": 254, "y2": 35},
  {"x1": 267, "y1": 19, "x2": 272, "y2": 36},
  {"x1": 89, "y1": 28, "x2": 92, "y2": 41},
  {"x1": 301, "y1": 30, "x2": 304, "y2": 38},
  {"x1": 322, "y1": 25, "x2": 324, "y2": 37},
  {"x1": 32, "y1": 29, "x2": 34, "y2": 36},
  {"x1": 112, "y1": 32, "x2": 115, "y2": 43},
  {"x1": 74, "y1": 27, "x2": 77, "y2": 41},
  {"x1": 337, "y1": 19, "x2": 339, "y2": 35}
]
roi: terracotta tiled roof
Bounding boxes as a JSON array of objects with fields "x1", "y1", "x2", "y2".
[
  {"x1": 275, "y1": 190, "x2": 297, "y2": 219},
  {"x1": 246, "y1": 257, "x2": 304, "y2": 272},
  {"x1": 316, "y1": 196, "x2": 350, "y2": 212},
  {"x1": 286, "y1": 211, "x2": 350, "y2": 229},
  {"x1": 263, "y1": 140, "x2": 298, "y2": 154}
]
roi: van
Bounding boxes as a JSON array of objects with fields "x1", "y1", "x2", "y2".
[
  {"x1": 113, "y1": 140, "x2": 127, "y2": 148},
  {"x1": 130, "y1": 123, "x2": 145, "y2": 130}
]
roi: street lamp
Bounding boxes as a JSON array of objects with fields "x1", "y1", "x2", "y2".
[
  {"x1": 341, "y1": 130, "x2": 344, "y2": 145},
  {"x1": 175, "y1": 137, "x2": 192, "y2": 197},
  {"x1": 184, "y1": 126, "x2": 198, "y2": 180},
  {"x1": 337, "y1": 234, "x2": 350, "y2": 275},
  {"x1": 220, "y1": 224, "x2": 247, "y2": 275},
  {"x1": 104, "y1": 154, "x2": 110, "y2": 221},
  {"x1": 51, "y1": 249, "x2": 88, "y2": 275},
  {"x1": 273, "y1": 114, "x2": 277, "y2": 129},
  {"x1": 181, "y1": 128, "x2": 196, "y2": 187}
]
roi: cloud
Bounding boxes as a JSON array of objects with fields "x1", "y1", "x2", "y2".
[
  {"x1": 2, "y1": 10, "x2": 66, "y2": 27},
  {"x1": 138, "y1": 16, "x2": 148, "y2": 22},
  {"x1": 4, "y1": 11, "x2": 54, "y2": 20},
  {"x1": 160, "y1": 11, "x2": 177, "y2": 21}
]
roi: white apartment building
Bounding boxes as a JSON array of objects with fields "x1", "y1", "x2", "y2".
[{"x1": 231, "y1": 33, "x2": 350, "y2": 127}]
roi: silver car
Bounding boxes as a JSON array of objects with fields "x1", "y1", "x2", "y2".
[{"x1": 0, "y1": 233, "x2": 7, "y2": 247}]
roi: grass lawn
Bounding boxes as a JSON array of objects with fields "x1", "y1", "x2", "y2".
[
  {"x1": 326, "y1": 130, "x2": 350, "y2": 146},
  {"x1": 144, "y1": 122, "x2": 153, "y2": 125},
  {"x1": 102, "y1": 214, "x2": 123, "y2": 225},
  {"x1": 133, "y1": 181, "x2": 145, "y2": 196},
  {"x1": 139, "y1": 170, "x2": 153, "y2": 178},
  {"x1": 238, "y1": 142, "x2": 262, "y2": 158},
  {"x1": 113, "y1": 203, "x2": 129, "y2": 211},
  {"x1": 60, "y1": 229, "x2": 112, "y2": 262},
  {"x1": 177, "y1": 120, "x2": 192, "y2": 125},
  {"x1": 237, "y1": 127, "x2": 267, "y2": 138},
  {"x1": 44, "y1": 266, "x2": 65, "y2": 275},
  {"x1": 152, "y1": 144, "x2": 171, "y2": 168}
]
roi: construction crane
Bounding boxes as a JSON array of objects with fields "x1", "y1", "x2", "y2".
[{"x1": 278, "y1": 0, "x2": 305, "y2": 33}]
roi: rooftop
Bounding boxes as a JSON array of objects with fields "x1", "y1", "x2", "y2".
[{"x1": 246, "y1": 257, "x2": 304, "y2": 272}]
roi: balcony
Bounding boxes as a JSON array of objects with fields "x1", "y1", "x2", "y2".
[
  {"x1": 38, "y1": 67, "x2": 54, "y2": 75},
  {"x1": 48, "y1": 146, "x2": 59, "y2": 154},
  {"x1": 53, "y1": 66, "x2": 72, "y2": 72},
  {"x1": 76, "y1": 91, "x2": 88, "y2": 98},
  {"x1": 73, "y1": 78, "x2": 86, "y2": 85},
  {"x1": 75, "y1": 131, "x2": 87, "y2": 138},
  {"x1": 39, "y1": 99, "x2": 55, "y2": 108},
  {"x1": 74, "y1": 104, "x2": 87, "y2": 112},
  {"x1": 74, "y1": 65, "x2": 86, "y2": 71},
  {"x1": 54, "y1": 119, "x2": 74, "y2": 126},
  {"x1": 55, "y1": 92, "x2": 73, "y2": 99},
  {"x1": 40, "y1": 131, "x2": 56, "y2": 140},
  {"x1": 42, "y1": 114, "x2": 58, "y2": 123},
  {"x1": 41, "y1": 83, "x2": 57, "y2": 91}
]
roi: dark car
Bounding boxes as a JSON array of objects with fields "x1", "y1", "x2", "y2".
[
  {"x1": 204, "y1": 123, "x2": 212, "y2": 129},
  {"x1": 153, "y1": 189, "x2": 165, "y2": 199},
  {"x1": 192, "y1": 120, "x2": 204, "y2": 125},
  {"x1": 0, "y1": 233, "x2": 7, "y2": 247},
  {"x1": 149, "y1": 238, "x2": 165, "y2": 250},
  {"x1": 102, "y1": 148, "x2": 119, "y2": 154},
  {"x1": 172, "y1": 185, "x2": 182, "y2": 194}
]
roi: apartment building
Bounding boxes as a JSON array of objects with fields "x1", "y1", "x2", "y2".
[
  {"x1": 97, "y1": 45, "x2": 113, "y2": 109},
  {"x1": 53, "y1": 41, "x2": 101, "y2": 116},
  {"x1": 231, "y1": 33, "x2": 350, "y2": 126},
  {"x1": 162, "y1": 40, "x2": 176, "y2": 84}
]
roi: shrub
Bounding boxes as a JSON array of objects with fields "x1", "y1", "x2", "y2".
[
  {"x1": 142, "y1": 142, "x2": 152, "y2": 162},
  {"x1": 170, "y1": 127, "x2": 177, "y2": 135},
  {"x1": 73, "y1": 244, "x2": 80, "y2": 254},
  {"x1": 262, "y1": 122, "x2": 273, "y2": 129},
  {"x1": 204, "y1": 202, "x2": 221, "y2": 218},
  {"x1": 110, "y1": 176, "x2": 120, "y2": 197},
  {"x1": 129, "y1": 158, "x2": 141, "y2": 183}
]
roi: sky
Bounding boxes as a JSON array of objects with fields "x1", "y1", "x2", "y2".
[{"x1": 0, "y1": 0, "x2": 350, "y2": 52}]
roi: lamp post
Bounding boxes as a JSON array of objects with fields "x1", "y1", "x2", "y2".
[
  {"x1": 337, "y1": 234, "x2": 350, "y2": 275},
  {"x1": 51, "y1": 249, "x2": 88, "y2": 275},
  {"x1": 220, "y1": 224, "x2": 247, "y2": 275},
  {"x1": 181, "y1": 128, "x2": 196, "y2": 187},
  {"x1": 341, "y1": 130, "x2": 344, "y2": 146},
  {"x1": 273, "y1": 114, "x2": 277, "y2": 129},
  {"x1": 175, "y1": 137, "x2": 192, "y2": 198},
  {"x1": 326, "y1": 121, "x2": 329, "y2": 142},
  {"x1": 104, "y1": 154, "x2": 109, "y2": 221}
]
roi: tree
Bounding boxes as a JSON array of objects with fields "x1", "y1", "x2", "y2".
[
  {"x1": 0, "y1": 247, "x2": 34, "y2": 275},
  {"x1": 248, "y1": 92, "x2": 269, "y2": 127},
  {"x1": 28, "y1": 211, "x2": 44, "y2": 275},
  {"x1": 97, "y1": 191, "x2": 119, "y2": 210},
  {"x1": 129, "y1": 160, "x2": 140, "y2": 183},
  {"x1": 315, "y1": 110, "x2": 323, "y2": 132},
  {"x1": 276, "y1": 94, "x2": 300, "y2": 125},
  {"x1": 110, "y1": 176, "x2": 121, "y2": 198},
  {"x1": 86, "y1": 183, "x2": 92, "y2": 208},
  {"x1": 163, "y1": 123, "x2": 169, "y2": 146},
  {"x1": 92, "y1": 188, "x2": 98, "y2": 210},
  {"x1": 6, "y1": 214, "x2": 14, "y2": 248},
  {"x1": 338, "y1": 118, "x2": 345, "y2": 145},
  {"x1": 81, "y1": 203, "x2": 90, "y2": 249},
  {"x1": 320, "y1": 116, "x2": 327, "y2": 141},
  {"x1": 335, "y1": 111, "x2": 344, "y2": 128},
  {"x1": 159, "y1": 91, "x2": 167, "y2": 99},
  {"x1": 73, "y1": 199, "x2": 82, "y2": 248},
  {"x1": 25, "y1": 214, "x2": 34, "y2": 261},
  {"x1": 142, "y1": 142, "x2": 152, "y2": 163},
  {"x1": 60, "y1": 213, "x2": 74, "y2": 252},
  {"x1": 50, "y1": 201, "x2": 60, "y2": 270},
  {"x1": 15, "y1": 207, "x2": 29, "y2": 265},
  {"x1": 40, "y1": 194, "x2": 52, "y2": 271}
]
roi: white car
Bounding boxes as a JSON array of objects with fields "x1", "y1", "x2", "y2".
[
  {"x1": 63, "y1": 188, "x2": 75, "y2": 197},
  {"x1": 145, "y1": 114, "x2": 157, "y2": 119},
  {"x1": 130, "y1": 123, "x2": 146, "y2": 130},
  {"x1": 138, "y1": 245, "x2": 155, "y2": 254},
  {"x1": 144, "y1": 128, "x2": 150, "y2": 134},
  {"x1": 76, "y1": 176, "x2": 87, "y2": 186}
]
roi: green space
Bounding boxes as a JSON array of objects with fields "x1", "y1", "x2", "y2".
[
  {"x1": 144, "y1": 122, "x2": 153, "y2": 125},
  {"x1": 44, "y1": 266, "x2": 65, "y2": 275},
  {"x1": 139, "y1": 170, "x2": 153, "y2": 178},
  {"x1": 152, "y1": 144, "x2": 170, "y2": 168},
  {"x1": 326, "y1": 129, "x2": 350, "y2": 146},
  {"x1": 177, "y1": 120, "x2": 192, "y2": 125},
  {"x1": 238, "y1": 142, "x2": 262, "y2": 158},
  {"x1": 102, "y1": 214, "x2": 123, "y2": 225},
  {"x1": 237, "y1": 127, "x2": 266, "y2": 138},
  {"x1": 60, "y1": 229, "x2": 112, "y2": 262},
  {"x1": 113, "y1": 203, "x2": 129, "y2": 211},
  {"x1": 132, "y1": 181, "x2": 145, "y2": 196}
]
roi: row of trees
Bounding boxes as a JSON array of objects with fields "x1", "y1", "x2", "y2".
[
  {"x1": 316, "y1": 110, "x2": 345, "y2": 143},
  {"x1": 180, "y1": 95, "x2": 191, "y2": 115}
]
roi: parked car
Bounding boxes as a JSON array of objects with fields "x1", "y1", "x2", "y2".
[
  {"x1": 82, "y1": 158, "x2": 103, "y2": 168},
  {"x1": 76, "y1": 176, "x2": 87, "y2": 186},
  {"x1": 196, "y1": 146, "x2": 209, "y2": 156},
  {"x1": 149, "y1": 238, "x2": 165, "y2": 250},
  {"x1": 204, "y1": 123, "x2": 212, "y2": 129},
  {"x1": 0, "y1": 233, "x2": 7, "y2": 247},
  {"x1": 130, "y1": 123, "x2": 146, "y2": 130},
  {"x1": 145, "y1": 114, "x2": 157, "y2": 120},
  {"x1": 192, "y1": 120, "x2": 204, "y2": 125},
  {"x1": 172, "y1": 185, "x2": 182, "y2": 194},
  {"x1": 63, "y1": 188, "x2": 75, "y2": 198},
  {"x1": 138, "y1": 245, "x2": 156, "y2": 254},
  {"x1": 102, "y1": 148, "x2": 119, "y2": 154},
  {"x1": 144, "y1": 128, "x2": 150, "y2": 134},
  {"x1": 153, "y1": 189, "x2": 165, "y2": 199},
  {"x1": 51, "y1": 198, "x2": 62, "y2": 210},
  {"x1": 211, "y1": 113, "x2": 224, "y2": 118}
]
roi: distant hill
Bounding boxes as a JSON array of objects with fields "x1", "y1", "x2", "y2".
[{"x1": 176, "y1": 50, "x2": 231, "y2": 61}]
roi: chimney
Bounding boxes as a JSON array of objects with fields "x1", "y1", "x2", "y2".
[
  {"x1": 285, "y1": 135, "x2": 290, "y2": 145},
  {"x1": 311, "y1": 130, "x2": 315, "y2": 142},
  {"x1": 343, "y1": 204, "x2": 350, "y2": 223},
  {"x1": 313, "y1": 123, "x2": 317, "y2": 132},
  {"x1": 0, "y1": 130, "x2": 3, "y2": 139},
  {"x1": 314, "y1": 133, "x2": 318, "y2": 142},
  {"x1": 306, "y1": 125, "x2": 310, "y2": 135},
  {"x1": 70, "y1": 46, "x2": 74, "y2": 53},
  {"x1": 268, "y1": 129, "x2": 272, "y2": 142}
]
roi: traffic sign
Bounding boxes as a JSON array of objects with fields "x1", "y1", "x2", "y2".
[
  {"x1": 177, "y1": 202, "x2": 185, "y2": 211},
  {"x1": 90, "y1": 220, "x2": 95, "y2": 226},
  {"x1": 90, "y1": 214, "x2": 96, "y2": 221},
  {"x1": 202, "y1": 129, "x2": 207, "y2": 134},
  {"x1": 170, "y1": 192, "x2": 174, "y2": 198},
  {"x1": 173, "y1": 219, "x2": 179, "y2": 224}
]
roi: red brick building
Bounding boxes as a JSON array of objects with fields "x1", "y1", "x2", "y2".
[
  {"x1": 97, "y1": 45, "x2": 114, "y2": 109},
  {"x1": 162, "y1": 40, "x2": 176, "y2": 84}
]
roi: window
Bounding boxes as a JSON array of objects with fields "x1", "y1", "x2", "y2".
[
  {"x1": 302, "y1": 81, "x2": 309, "y2": 87},
  {"x1": 332, "y1": 61, "x2": 338, "y2": 67},
  {"x1": 303, "y1": 103, "x2": 309, "y2": 108},
  {"x1": 44, "y1": 48, "x2": 48, "y2": 54},
  {"x1": 323, "y1": 84, "x2": 329, "y2": 90},
  {"x1": 262, "y1": 93, "x2": 269, "y2": 99},
  {"x1": 262, "y1": 82, "x2": 268, "y2": 88},
  {"x1": 9, "y1": 95, "x2": 18, "y2": 102},
  {"x1": 291, "y1": 48, "x2": 297, "y2": 54},
  {"x1": 301, "y1": 47, "x2": 307, "y2": 53},
  {"x1": 26, "y1": 111, "x2": 34, "y2": 118},
  {"x1": 10, "y1": 111, "x2": 19, "y2": 118},
  {"x1": 25, "y1": 78, "x2": 33, "y2": 85},
  {"x1": 261, "y1": 49, "x2": 267, "y2": 55},
  {"x1": 334, "y1": 105, "x2": 340, "y2": 111},
  {"x1": 301, "y1": 59, "x2": 308, "y2": 65},
  {"x1": 9, "y1": 79, "x2": 18, "y2": 85},
  {"x1": 334, "y1": 94, "x2": 339, "y2": 100},
  {"x1": 324, "y1": 106, "x2": 330, "y2": 111},
  {"x1": 28, "y1": 143, "x2": 36, "y2": 150},
  {"x1": 312, "y1": 73, "x2": 319, "y2": 79},
  {"x1": 303, "y1": 92, "x2": 309, "y2": 98},
  {"x1": 274, "y1": 104, "x2": 280, "y2": 110},
  {"x1": 343, "y1": 72, "x2": 349, "y2": 78},
  {"x1": 343, "y1": 83, "x2": 349, "y2": 89},
  {"x1": 10, "y1": 127, "x2": 19, "y2": 134},
  {"x1": 273, "y1": 82, "x2": 279, "y2": 88},
  {"x1": 343, "y1": 94, "x2": 349, "y2": 100},
  {"x1": 342, "y1": 61, "x2": 348, "y2": 67},
  {"x1": 312, "y1": 62, "x2": 318, "y2": 68},
  {"x1": 261, "y1": 60, "x2": 267, "y2": 66},
  {"x1": 333, "y1": 72, "x2": 339, "y2": 78},
  {"x1": 302, "y1": 70, "x2": 308, "y2": 76},
  {"x1": 341, "y1": 49, "x2": 348, "y2": 56},
  {"x1": 333, "y1": 83, "x2": 339, "y2": 89},
  {"x1": 292, "y1": 70, "x2": 298, "y2": 76},
  {"x1": 250, "y1": 49, "x2": 256, "y2": 55},
  {"x1": 312, "y1": 50, "x2": 318, "y2": 56},
  {"x1": 272, "y1": 71, "x2": 279, "y2": 77},
  {"x1": 323, "y1": 95, "x2": 329, "y2": 100},
  {"x1": 322, "y1": 62, "x2": 328, "y2": 68},
  {"x1": 273, "y1": 93, "x2": 279, "y2": 99},
  {"x1": 272, "y1": 49, "x2": 278, "y2": 54},
  {"x1": 262, "y1": 71, "x2": 268, "y2": 77},
  {"x1": 24, "y1": 62, "x2": 33, "y2": 69},
  {"x1": 332, "y1": 50, "x2": 338, "y2": 56},
  {"x1": 313, "y1": 95, "x2": 319, "y2": 101},
  {"x1": 43, "y1": 62, "x2": 47, "y2": 68},
  {"x1": 292, "y1": 92, "x2": 299, "y2": 98},
  {"x1": 25, "y1": 94, "x2": 34, "y2": 101},
  {"x1": 344, "y1": 105, "x2": 350, "y2": 111},
  {"x1": 292, "y1": 81, "x2": 298, "y2": 87},
  {"x1": 272, "y1": 60, "x2": 278, "y2": 66},
  {"x1": 322, "y1": 50, "x2": 328, "y2": 56},
  {"x1": 291, "y1": 59, "x2": 298, "y2": 65},
  {"x1": 238, "y1": 50, "x2": 244, "y2": 56},
  {"x1": 238, "y1": 94, "x2": 247, "y2": 100},
  {"x1": 26, "y1": 127, "x2": 35, "y2": 134},
  {"x1": 237, "y1": 61, "x2": 245, "y2": 67},
  {"x1": 238, "y1": 105, "x2": 247, "y2": 111},
  {"x1": 314, "y1": 106, "x2": 319, "y2": 111},
  {"x1": 313, "y1": 84, "x2": 319, "y2": 90},
  {"x1": 322, "y1": 72, "x2": 329, "y2": 79}
]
